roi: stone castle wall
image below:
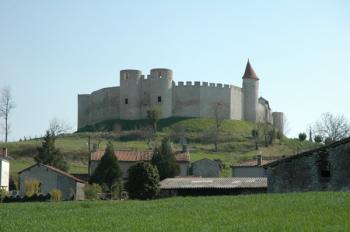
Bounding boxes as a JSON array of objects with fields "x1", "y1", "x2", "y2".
[{"x1": 77, "y1": 67, "x2": 283, "y2": 130}]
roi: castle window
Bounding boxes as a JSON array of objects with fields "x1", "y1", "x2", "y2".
[
  {"x1": 158, "y1": 96, "x2": 162, "y2": 103},
  {"x1": 158, "y1": 72, "x2": 162, "y2": 78},
  {"x1": 125, "y1": 98, "x2": 128, "y2": 104},
  {"x1": 124, "y1": 73, "x2": 128, "y2": 80}
]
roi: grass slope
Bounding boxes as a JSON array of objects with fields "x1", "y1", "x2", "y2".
[
  {"x1": 1, "y1": 118, "x2": 318, "y2": 176},
  {"x1": 0, "y1": 192, "x2": 349, "y2": 231}
]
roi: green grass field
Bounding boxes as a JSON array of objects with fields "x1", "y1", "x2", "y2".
[{"x1": 0, "y1": 192, "x2": 349, "y2": 232}]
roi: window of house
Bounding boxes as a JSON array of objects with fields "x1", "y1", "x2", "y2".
[
  {"x1": 319, "y1": 160, "x2": 331, "y2": 180},
  {"x1": 125, "y1": 98, "x2": 128, "y2": 104},
  {"x1": 158, "y1": 96, "x2": 162, "y2": 103},
  {"x1": 320, "y1": 161, "x2": 331, "y2": 178}
]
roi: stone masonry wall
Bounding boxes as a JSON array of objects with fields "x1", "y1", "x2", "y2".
[{"x1": 267, "y1": 139, "x2": 350, "y2": 193}]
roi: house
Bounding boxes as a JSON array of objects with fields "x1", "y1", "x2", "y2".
[
  {"x1": 160, "y1": 177, "x2": 267, "y2": 196},
  {"x1": 0, "y1": 148, "x2": 10, "y2": 191},
  {"x1": 231, "y1": 155, "x2": 277, "y2": 177},
  {"x1": 191, "y1": 158, "x2": 221, "y2": 177},
  {"x1": 18, "y1": 163, "x2": 85, "y2": 200},
  {"x1": 265, "y1": 137, "x2": 350, "y2": 193},
  {"x1": 89, "y1": 150, "x2": 190, "y2": 179}
]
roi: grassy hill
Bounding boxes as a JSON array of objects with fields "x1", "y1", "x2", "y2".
[
  {"x1": 1, "y1": 192, "x2": 349, "y2": 231},
  {"x1": 1, "y1": 118, "x2": 319, "y2": 176}
]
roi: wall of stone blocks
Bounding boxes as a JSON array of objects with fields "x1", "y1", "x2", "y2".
[
  {"x1": 88, "y1": 87, "x2": 120, "y2": 125},
  {"x1": 267, "y1": 140, "x2": 350, "y2": 193}
]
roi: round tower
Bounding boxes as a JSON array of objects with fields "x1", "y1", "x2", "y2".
[
  {"x1": 242, "y1": 60, "x2": 259, "y2": 122},
  {"x1": 119, "y1": 69, "x2": 142, "y2": 119},
  {"x1": 149, "y1": 68, "x2": 173, "y2": 118},
  {"x1": 272, "y1": 112, "x2": 284, "y2": 134}
]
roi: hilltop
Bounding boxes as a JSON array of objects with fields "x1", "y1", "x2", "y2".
[{"x1": 1, "y1": 118, "x2": 318, "y2": 177}]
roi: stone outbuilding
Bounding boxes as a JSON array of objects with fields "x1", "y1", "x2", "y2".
[
  {"x1": 231, "y1": 155, "x2": 277, "y2": 177},
  {"x1": 18, "y1": 163, "x2": 85, "y2": 200},
  {"x1": 190, "y1": 158, "x2": 221, "y2": 177},
  {"x1": 265, "y1": 138, "x2": 350, "y2": 193},
  {"x1": 160, "y1": 177, "x2": 267, "y2": 196},
  {"x1": 89, "y1": 150, "x2": 190, "y2": 179}
]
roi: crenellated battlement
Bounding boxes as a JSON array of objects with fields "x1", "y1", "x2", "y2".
[{"x1": 176, "y1": 81, "x2": 239, "y2": 89}]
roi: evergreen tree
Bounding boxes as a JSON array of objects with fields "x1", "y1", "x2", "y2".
[
  {"x1": 90, "y1": 142, "x2": 122, "y2": 194},
  {"x1": 34, "y1": 131, "x2": 68, "y2": 171},
  {"x1": 151, "y1": 137, "x2": 179, "y2": 180},
  {"x1": 126, "y1": 162, "x2": 160, "y2": 200}
]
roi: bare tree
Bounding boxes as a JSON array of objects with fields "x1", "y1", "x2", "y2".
[
  {"x1": 202, "y1": 102, "x2": 224, "y2": 152},
  {"x1": 314, "y1": 113, "x2": 350, "y2": 142},
  {"x1": 0, "y1": 87, "x2": 15, "y2": 143},
  {"x1": 49, "y1": 118, "x2": 72, "y2": 136}
]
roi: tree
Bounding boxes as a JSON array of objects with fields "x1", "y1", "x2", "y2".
[
  {"x1": 251, "y1": 129, "x2": 259, "y2": 150},
  {"x1": 0, "y1": 86, "x2": 15, "y2": 143},
  {"x1": 90, "y1": 142, "x2": 122, "y2": 195},
  {"x1": 314, "y1": 135, "x2": 323, "y2": 144},
  {"x1": 151, "y1": 137, "x2": 179, "y2": 180},
  {"x1": 314, "y1": 113, "x2": 350, "y2": 142},
  {"x1": 308, "y1": 126, "x2": 313, "y2": 142},
  {"x1": 202, "y1": 102, "x2": 225, "y2": 152},
  {"x1": 126, "y1": 162, "x2": 160, "y2": 200},
  {"x1": 34, "y1": 131, "x2": 68, "y2": 171},
  {"x1": 298, "y1": 133, "x2": 307, "y2": 142},
  {"x1": 48, "y1": 118, "x2": 72, "y2": 136},
  {"x1": 146, "y1": 107, "x2": 162, "y2": 133}
]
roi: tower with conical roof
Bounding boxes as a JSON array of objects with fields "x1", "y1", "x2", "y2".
[{"x1": 242, "y1": 59, "x2": 259, "y2": 122}]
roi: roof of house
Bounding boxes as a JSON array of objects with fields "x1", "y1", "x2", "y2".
[
  {"x1": 160, "y1": 177, "x2": 267, "y2": 189},
  {"x1": 264, "y1": 137, "x2": 350, "y2": 168},
  {"x1": 18, "y1": 163, "x2": 86, "y2": 183},
  {"x1": 90, "y1": 150, "x2": 190, "y2": 163},
  {"x1": 232, "y1": 159, "x2": 277, "y2": 168},
  {"x1": 242, "y1": 60, "x2": 259, "y2": 80}
]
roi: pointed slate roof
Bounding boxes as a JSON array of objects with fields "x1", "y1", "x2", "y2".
[{"x1": 242, "y1": 59, "x2": 259, "y2": 80}]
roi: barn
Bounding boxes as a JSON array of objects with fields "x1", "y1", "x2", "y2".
[{"x1": 18, "y1": 163, "x2": 85, "y2": 200}]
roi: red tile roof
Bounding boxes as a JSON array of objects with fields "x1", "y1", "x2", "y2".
[
  {"x1": 90, "y1": 150, "x2": 190, "y2": 163},
  {"x1": 232, "y1": 159, "x2": 276, "y2": 167},
  {"x1": 242, "y1": 59, "x2": 259, "y2": 80}
]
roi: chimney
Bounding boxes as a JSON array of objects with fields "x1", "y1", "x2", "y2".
[
  {"x1": 182, "y1": 144, "x2": 188, "y2": 153},
  {"x1": 2, "y1": 147, "x2": 8, "y2": 157},
  {"x1": 256, "y1": 155, "x2": 262, "y2": 166}
]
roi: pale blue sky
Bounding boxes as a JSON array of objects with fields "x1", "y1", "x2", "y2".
[{"x1": 0, "y1": 0, "x2": 349, "y2": 141}]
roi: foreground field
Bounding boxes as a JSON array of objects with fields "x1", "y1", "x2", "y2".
[{"x1": 0, "y1": 192, "x2": 349, "y2": 232}]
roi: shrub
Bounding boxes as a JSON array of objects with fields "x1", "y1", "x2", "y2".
[
  {"x1": 84, "y1": 183, "x2": 103, "y2": 200},
  {"x1": 51, "y1": 189, "x2": 62, "y2": 201},
  {"x1": 25, "y1": 180, "x2": 41, "y2": 197},
  {"x1": 298, "y1": 133, "x2": 307, "y2": 142},
  {"x1": 325, "y1": 137, "x2": 333, "y2": 145},
  {"x1": 126, "y1": 162, "x2": 160, "y2": 200},
  {"x1": 0, "y1": 189, "x2": 9, "y2": 202},
  {"x1": 314, "y1": 135, "x2": 323, "y2": 143},
  {"x1": 276, "y1": 131, "x2": 283, "y2": 140}
]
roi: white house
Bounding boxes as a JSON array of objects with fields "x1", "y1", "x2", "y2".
[{"x1": 0, "y1": 148, "x2": 10, "y2": 191}]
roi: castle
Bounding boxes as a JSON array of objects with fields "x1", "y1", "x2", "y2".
[{"x1": 78, "y1": 60, "x2": 284, "y2": 132}]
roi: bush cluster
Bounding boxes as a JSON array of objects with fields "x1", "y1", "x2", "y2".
[{"x1": 2, "y1": 194, "x2": 51, "y2": 203}]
